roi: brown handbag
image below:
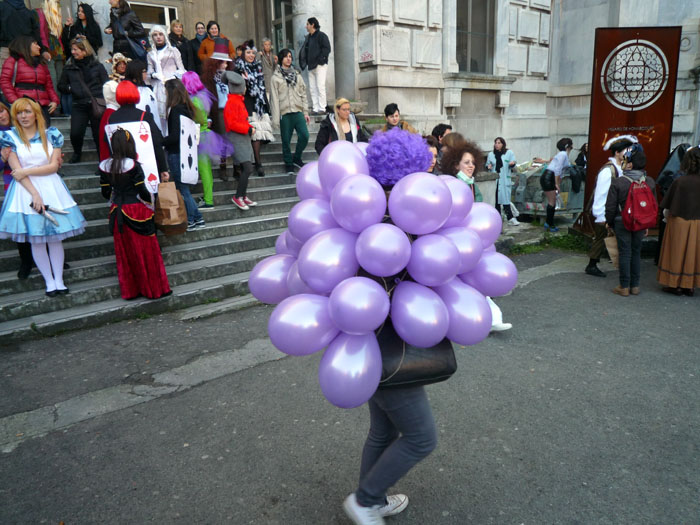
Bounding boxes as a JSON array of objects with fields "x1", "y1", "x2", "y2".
[
  {"x1": 154, "y1": 182, "x2": 187, "y2": 235},
  {"x1": 76, "y1": 69, "x2": 106, "y2": 120}
]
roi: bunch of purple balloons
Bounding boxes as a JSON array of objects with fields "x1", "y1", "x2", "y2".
[{"x1": 248, "y1": 140, "x2": 518, "y2": 409}]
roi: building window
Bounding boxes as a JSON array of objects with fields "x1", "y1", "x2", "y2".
[
  {"x1": 130, "y1": 2, "x2": 178, "y2": 31},
  {"x1": 457, "y1": 0, "x2": 495, "y2": 74},
  {"x1": 271, "y1": 0, "x2": 294, "y2": 56}
]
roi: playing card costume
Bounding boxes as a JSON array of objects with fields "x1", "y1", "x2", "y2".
[{"x1": 99, "y1": 143, "x2": 170, "y2": 300}]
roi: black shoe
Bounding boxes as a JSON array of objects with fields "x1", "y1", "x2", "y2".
[
  {"x1": 293, "y1": 159, "x2": 306, "y2": 169},
  {"x1": 56, "y1": 287, "x2": 70, "y2": 295},
  {"x1": 17, "y1": 265, "x2": 31, "y2": 280},
  {"x1": 284, "y1": 164, "x2": 295, "y2": 173},
  {"x1": 45, "y1": 290, "x2": 58, "y2": 297},
  {"x1": 69, "y1": 153, "x2": 81, "y2": 163},
  {"x1": 662, "y1": 286, "x2": 683, "y2": 296},
  {"x1": 585, "y1": 265, "x2": 606, "y2": 277},
  {"x1": 255, "y1": 163, "x2": 265, "y2": 177}
]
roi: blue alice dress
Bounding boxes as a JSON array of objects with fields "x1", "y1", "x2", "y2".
[{"x1": 0, "y1": 127, "x2": 86, "y2": 243}]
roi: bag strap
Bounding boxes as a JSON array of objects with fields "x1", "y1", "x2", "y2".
[
  {"x1": 140, "y1": 110, "x2": 146, "y2": 122},
  {"x1": 75, "y1": 68, "x2": 98, "y2": 105},
  {"x1": 379, "y1": 341, "x2": 406, "y2": 385}
]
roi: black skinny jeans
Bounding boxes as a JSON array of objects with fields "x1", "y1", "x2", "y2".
[
  {"x1": 613, "y1": 218, "x2": 644, "y2": 288},
  {"x1": 70, "y1": 102, "x2": 100, "y2": 156}
]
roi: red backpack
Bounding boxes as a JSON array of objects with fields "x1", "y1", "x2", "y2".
[{"x1": 620, "y1": 174, "x2": 658, "y2": 231}]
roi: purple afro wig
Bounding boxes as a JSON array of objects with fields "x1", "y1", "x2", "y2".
[{"x1": 366, "y1": 127, "x2": 433, "y2": 187}]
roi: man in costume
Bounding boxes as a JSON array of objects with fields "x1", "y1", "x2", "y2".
[{"x1": 585, "y1": 135, "x2": 636, "y2": 277}]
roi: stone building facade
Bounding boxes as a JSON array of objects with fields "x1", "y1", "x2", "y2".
[{"x1": 56, "y1": 0, "x2": 700, "y2": 161}]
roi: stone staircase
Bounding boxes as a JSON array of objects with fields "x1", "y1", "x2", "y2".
[{"x1": 0, "y1": 116, "x2": 319, "y2": 340}]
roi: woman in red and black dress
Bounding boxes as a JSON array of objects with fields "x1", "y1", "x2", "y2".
[{"x1": 98, "y1": 128, "x2": 170, "y2": 300}]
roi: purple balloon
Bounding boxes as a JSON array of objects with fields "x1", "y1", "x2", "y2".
[
  {"x1": 437, "y1": 226, "x2": 484, "y2": 274},
  {"x1": 318, "y1": 141, "x2": 370, "y2": 196},
  {"x1": 390, "y1": 281, "x2": 449, "y2": 348},
  {"x1": 275, "y1": 232, "x2": 291, "y2": 255},
  {"x1": 288, "y1": 199, "x2": 339, "y2": 243},
  {"x1": 328, "y1": 277, "x2": 390, "y2": 335},
  {"x1": 268, "y1": 294, "x2": 339, "y2": 356},
  {"x1": 388, "y1": 172, "x2": 452, "y2": 234},
  {"x1": 248, "y1": 254, "x2": 295, "y2": 304},
  {"x1": 318, "y1": 332, "x2": 382, "y2": 408},
  {"x1": 438, "y1": 175, "x2": 474, "y2": 227},
  {"x1": 296, "y1": 161, "x2": 325, "y2": 200},
  {"x1": 286, "y1": 260, "x2": 315, "y2": 296},
  {"x1": 284, "y1": 230, "x2": 304, "y2": 256},
  {"x1": 297, "y1": 228, "x2": 360, "y2": 294},
  {"x1": 483, "y1": 244, "x2": 496, "y2": 253},
  {"x1": 460, "y1": 252, "x2": 518, "y2": 297},
  {"x1": 462, "y1": 203, "x2": 503, "y2": 248},
  {"x1": 330, "y1": 174, "x2": 387, "y2": 233},
  {"x1": 355, "y1": 142, "x2": 369, "y2": 156},
  {"x1": 406, "y1": 234, "x2": 460, "y2": 287},
  {"x1": 434, "y1": 278, "x2": 492, "y2": 346},
  {"x1": 355, "y1": 223, "x2": 412, "y2": 277}
]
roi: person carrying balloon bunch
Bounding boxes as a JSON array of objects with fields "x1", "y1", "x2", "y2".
[
  {"x1": 222, "y1": 69, "x2": 257, "y2": 211},
  {"x1": 99, "y1": 128, "x2": 171, "y2": 300},
  {"x1": 181, "y1": 71, "x2": 234, "y2": 210},
  {"x1": 249, "y1": 126, "x2": 519, "y2": 524}
]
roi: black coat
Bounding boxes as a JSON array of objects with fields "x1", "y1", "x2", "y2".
[
  {"x1": 0, "y1": 1, "x2": 42, "y2": 48},
  {"x1": 108, "y1": 7, "x2": 146, "y2": 58},
  {"x1": 61, "y1": 21, "x2": 103, "y2": 54},
  {"x1": 314, "y1": 114, "x2": 368, "y2": 155},
  {"x1": 169, "y1": 33, "x2": 194, "y2": 71},
  {"x1": 299, "y1": 30, "x2": 331, "y2": 71},
  {"x1": 108, "y1": 104, "x2": 168, "y2": 174},
  {"x1": 162, "y1": 103, "x2": 193, "y2": 155},
  {"x1": 189, "y1": 36, "x2": 205, "y2": 74},
  {"x1": 58, "y1": 56, "x2": 108, "y2": 103}
]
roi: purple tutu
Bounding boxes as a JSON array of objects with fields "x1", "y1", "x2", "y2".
[{"x1": 199, "y1": 130, "x2": 235, "y2": 161}]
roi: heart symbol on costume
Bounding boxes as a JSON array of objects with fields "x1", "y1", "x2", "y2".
[
  {"x1": 147, "y1": 173, "x2": 157, "y2": 183},
  {"x1": 140, "y1": 134, "x2": 149, "y2": 142}
]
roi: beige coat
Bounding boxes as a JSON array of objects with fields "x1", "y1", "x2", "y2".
[{"x1": 269, "y1": 67, "x2": 308, "y2": 125}]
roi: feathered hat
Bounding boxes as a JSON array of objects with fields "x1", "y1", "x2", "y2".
[{"x1": 604, "y1": 134, "x2": 638, "y2": 153}]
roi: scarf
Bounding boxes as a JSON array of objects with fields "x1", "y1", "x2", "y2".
[
  {"x1": 234, "y1": 57, "x2": 268, "y2": 116},
  {"x1": 494, "y1": 150, "x2": 504, "y2": 172},
  {"x1": 196, "y1": 33, "x2": 206, "y2": 42},
  {"x1": 279, "y1": 65, "x2": 297, "y2": 87}
]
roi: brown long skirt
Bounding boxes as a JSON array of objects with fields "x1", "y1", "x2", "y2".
[{"x1": 657, "y1": 216, "x2": 700, "y2": 289}]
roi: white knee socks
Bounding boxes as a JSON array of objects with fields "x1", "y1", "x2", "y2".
[{"x1": 31, "y1": 241, "x2": 66, "y2": 292}]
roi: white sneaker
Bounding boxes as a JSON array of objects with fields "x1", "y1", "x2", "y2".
[
  {"x1": 378, "y1": 494, "x2": 409, "y2": 517},
  {"x1": 508, "y1": 217, "x2": 520, "y2": 226},
  {"x1": 491, "y1": 322, "x2": 512, "y2": 332},
  {"x1": 343, "y1": 493, "x2": 385, "y2": 525}
]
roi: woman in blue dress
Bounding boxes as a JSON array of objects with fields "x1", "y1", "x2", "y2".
[{"x1": 0, "y1": 98, "x2": 86, "y2": 296}]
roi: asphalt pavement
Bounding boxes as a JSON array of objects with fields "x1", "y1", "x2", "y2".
[{"x1": 1, "y1": 250, "x2": 698, "y2": 524}]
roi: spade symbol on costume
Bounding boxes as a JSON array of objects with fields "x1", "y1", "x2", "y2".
[
  {"x1": 181, "y1": 128, "x2": 185, "y2": 135},
  {"x1": 188, "y1": 155, "x2": 193, "y2": 169},
  {"x1": 188, "y1": 135, "x2": 193, "y2": 148}
]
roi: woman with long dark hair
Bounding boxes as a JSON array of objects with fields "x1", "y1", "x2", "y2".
[
  {"x1": 539, "y1": 137, "x2": 573, "y2": 232},
  {"x1": 234, "y1": 40, "x2": 274, "y2": 177},
  {"x1": 162, "y1": 78, "x2": 204, "y2": 230},
  {"x1": 57, "y1": 37, "x2": 108, "y2": 163},
  {"x1": 123, "y1": 59, "x2": 161, "y2": 134},
  {"x1": 104, "y1": 0, "x2": 146, "y2": 60},
  {"x1": 486, "y1": 136, "x2": 519, "y2": 225},
  {"x1": 99, "y1": 128, "x2": 170, "y2": 300},
  {"x1": 61, "y1": 3, "x2": 102, "y2": 54},
  {"x1": 0, "y1": 98, "x2": 86, "y2": 296},
  {"x1": 0, "y1": 35, "x2": 59, "y2": 124}
]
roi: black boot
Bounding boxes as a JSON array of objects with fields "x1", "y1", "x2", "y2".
[
  {"x1": 585, "y1": 258, "x2": 606, "y2": 277},
  {"x1": 16, "y1": 242, "x2": 33, "y2": 279},
  {"x1": 544, "y1": 205, "x2": 558, "y2": 231},
  {"x1": 255, "y1": 163, "x2": 265, "y2": 177},
  {"x1": 69, "y1": 153, "x2": 81, "y2": 163}
]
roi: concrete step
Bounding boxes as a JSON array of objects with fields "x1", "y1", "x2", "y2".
[
  {"x1": 0, "y1": 243, "x2": 277, "y2": 323},
  {"x1": 0, "y1": 219, "x2": 288, "y2": 297},
  {"x1": 0, "y1": 201, "x2": 295, "y2": 270},
  {"x1": 59, "y1": 170, "x2": 296, "y2": 192},
  {"x1": 59, "y1": 143, "x2": 319, "y2": 164},
  {"x1": 0, "y1": 268, "x2": 261, "y2": 341}
]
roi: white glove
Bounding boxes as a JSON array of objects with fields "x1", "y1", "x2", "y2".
[{"x1": 152, "y1": 72, "x2": 164, "y2": 82}]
